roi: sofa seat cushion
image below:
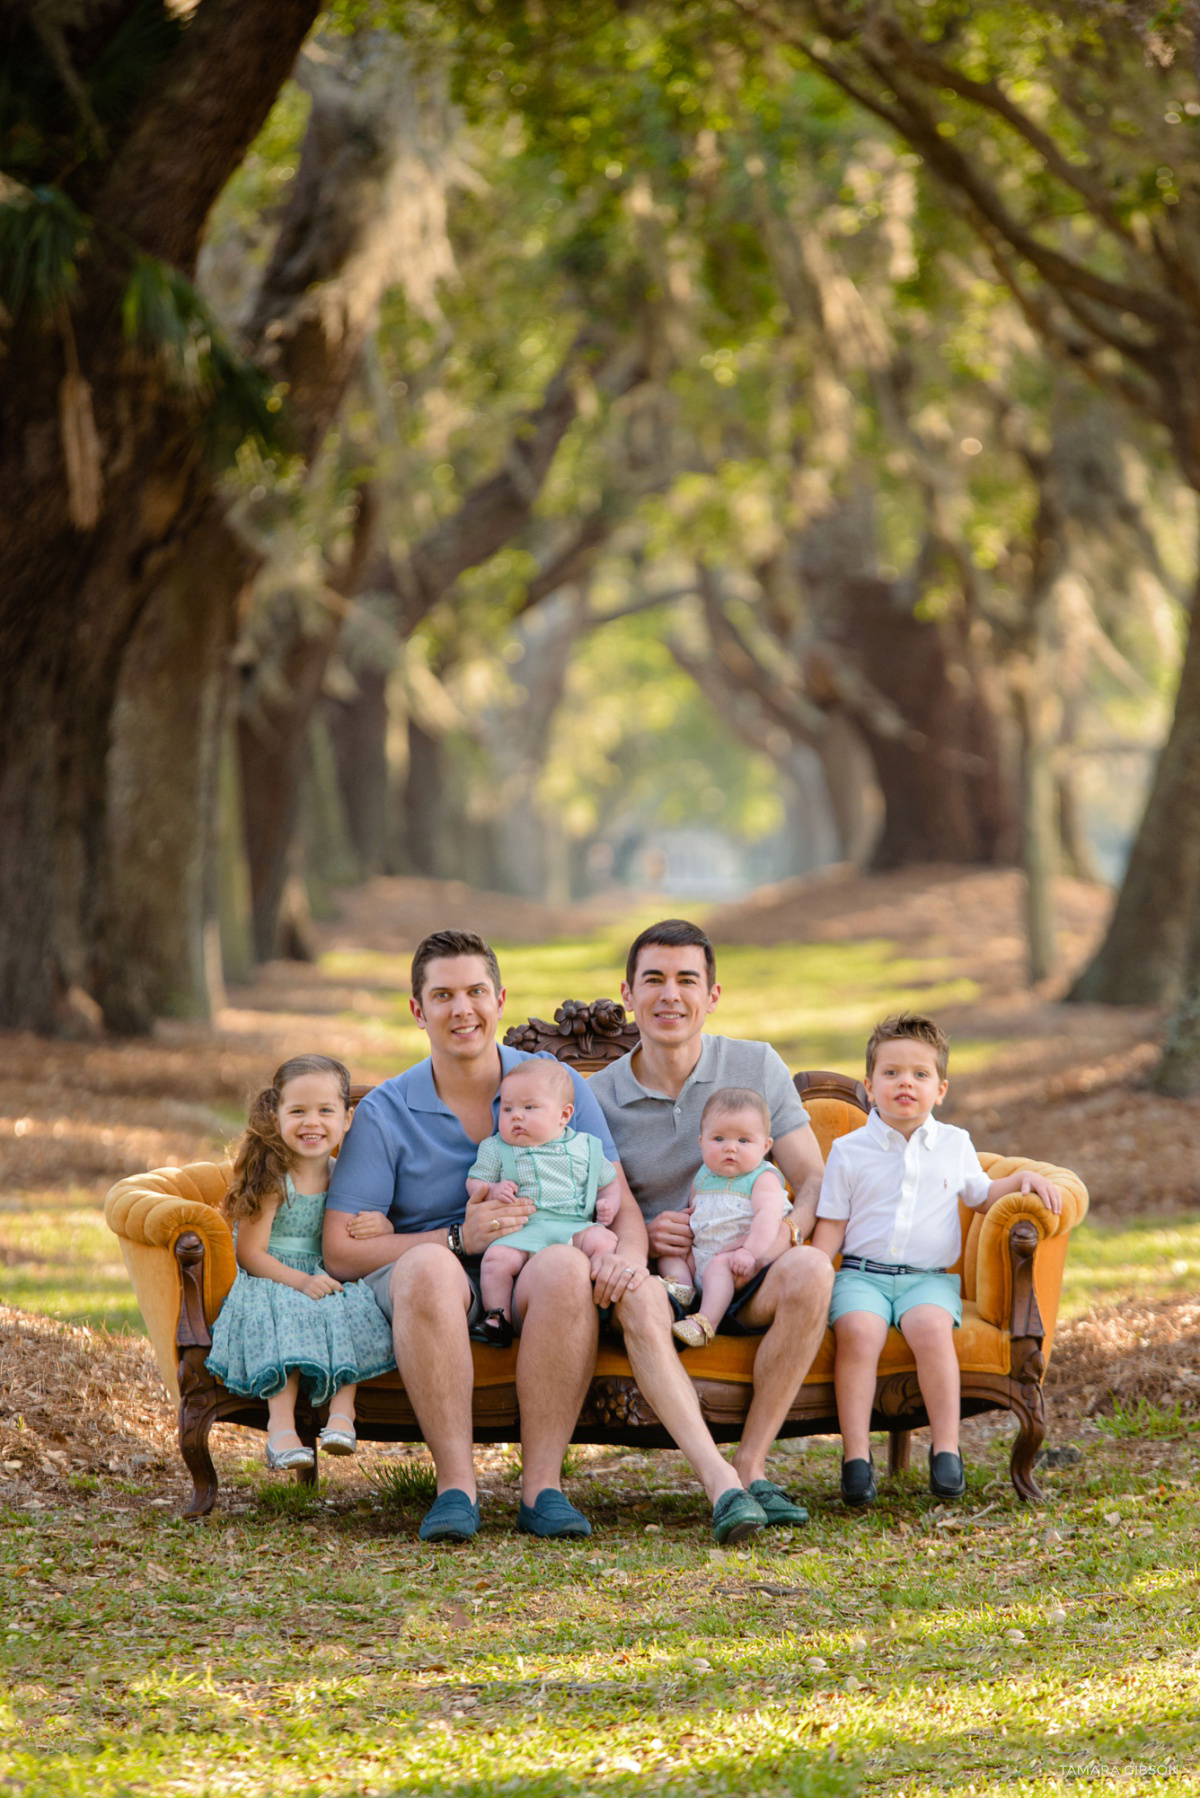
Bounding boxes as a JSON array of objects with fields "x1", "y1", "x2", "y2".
[{"x1": 355, "y1": 1299, "x2": 1011, "y2": 1397}]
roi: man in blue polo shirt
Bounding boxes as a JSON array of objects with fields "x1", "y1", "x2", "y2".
[{"x1": 322, "y1": 929, "x2": 650, "y2": 1543}]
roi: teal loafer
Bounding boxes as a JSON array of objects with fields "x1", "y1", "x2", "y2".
[
  {"x1": 418, "y1": 1488, "x2": 480, "y2": 1543},
  {"x1": 748, "y1": 1478, "x2": 809, "y2": 1526},
  {"x1": 711, "y1": 1487, "x2": 767, "y2": 1545},
  {"x1": 517, "y1": 1489, "x2": 592, "y2": 1539}
]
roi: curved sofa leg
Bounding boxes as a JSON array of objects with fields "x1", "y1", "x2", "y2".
[
  {"x1": 179, "y1": 1349, "x2": 221, "y2": 1520},
  {"x1": 1009, "y1": 1346, "x2": 1047, "y2": 1502}
]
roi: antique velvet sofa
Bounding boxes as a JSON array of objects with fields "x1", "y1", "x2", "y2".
[{"x1": 104, "y1": 999, "x2": 1088, "y2": 1519}]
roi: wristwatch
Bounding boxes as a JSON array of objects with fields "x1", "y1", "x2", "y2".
[{"x1": 447, "y1": 1222, "x2": 466, "y2": 1259}]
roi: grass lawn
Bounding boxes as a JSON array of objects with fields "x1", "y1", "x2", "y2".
[
  {"x1": 4, "y1": 899, "x2": 1199, "y2": 1794},
  {"x1": 2, "y1": 1429, "x2": 1199, "y2": 1797}
]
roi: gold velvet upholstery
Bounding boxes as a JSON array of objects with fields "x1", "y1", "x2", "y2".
[{"x1": 104, "y1": 1053, "x2": 1088, "y2": 1515}]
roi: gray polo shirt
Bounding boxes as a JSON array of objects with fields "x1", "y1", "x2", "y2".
[{"x1": 589, "y1": 1034, "x2": 810, "y2": 1221}]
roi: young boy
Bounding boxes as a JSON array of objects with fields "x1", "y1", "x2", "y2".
[
  {"x1": 812, "y1": 1014, "x2": 1061, "y2": 1506},
  {"x1": 468, "y1": 1059, "x2": 620, "y2": 1346}
]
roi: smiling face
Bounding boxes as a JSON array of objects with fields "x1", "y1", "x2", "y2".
[
  {"x1": 410, "y1": 954, "x2": 505, "y2": 1062},
  {"x1": 698, "y1": 1106, "x2": 772, "y2": 1180},
  {"x1": 865, "y1": 1037, "x2": 948, "y2": 1137},
  {"x1": 496, "y1": 1065, "x2": 574, "y2": 1146},
  {"x1": 621, "y1": 943, "x2": 719, "y2": 1050},
  {"x1": 277, "y1": 1072, "x2": 349, "y2": 1165}
]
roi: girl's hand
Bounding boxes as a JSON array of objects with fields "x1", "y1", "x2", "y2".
[
  {"x1": 346, "y1": 1211, "x2": 392, "y2": 1239},
  {"x1": 727, "y1": 1247, "x2": 757, "y2": 1281},
  {"x1": 302, "y1": 1271, "x2": 343, "y2": 1300}
]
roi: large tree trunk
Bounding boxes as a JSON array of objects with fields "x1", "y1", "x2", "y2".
[
  {"x1": 1067, "y1": 579, "x2": 1200, "y2": 1005},
  {"x1": 832, "y1": 577, "x2": 1016, "y2": 869},
  {"x1": 239, "y1": 593, "x2": 341, "y2": 962},
  {"x1": 0, "y1": 0, "x2": 319, "y2": 1032},
  {"x1": 101, "y1": 506, "x2": 257, "y2": 1030},
  {"x1": 326, "y1": 668, "x2": 392, "y2": 876},
  {"x1": 105, "y1": 28, "x2": 449, "y2": 1014}
]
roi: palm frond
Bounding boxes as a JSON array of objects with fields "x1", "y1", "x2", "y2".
[
  {"x1": 0, "y1": 184, "x2": 91, "y2": 321},
  {"x1": 122, "y1": 255, "x2": 291, "y2": 467}
]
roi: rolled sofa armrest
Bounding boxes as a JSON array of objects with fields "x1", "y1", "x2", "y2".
[
  {"x1": 970, "y1": 1155, "x2": 1089, "y2": 1335},
  {"x1": 104, "y1": 1162, "x2": 235, "y2": 1398}
]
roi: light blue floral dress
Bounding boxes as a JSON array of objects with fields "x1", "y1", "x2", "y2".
[{"x1": 206, "y1": 1179, "x2": 394, "y2": 1405}]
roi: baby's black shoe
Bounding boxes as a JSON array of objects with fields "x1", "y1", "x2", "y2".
[
  {"x1": 929, "y1": 1449, "x2": 965, "y2": 1498},
  {"x1": 840, "y1": 1456, "x2": 876, "y2": 1507}
]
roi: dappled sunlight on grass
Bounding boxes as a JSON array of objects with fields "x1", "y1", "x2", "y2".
[
  {"x1": 1059, "y1": 1215, "x2": 1200, "y2": 1320},
  {"x1": 2, "y1": 1416, "x2": 1199, "y2": 1795}
]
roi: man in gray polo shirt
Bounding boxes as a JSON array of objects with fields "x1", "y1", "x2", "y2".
[{"x1": 591, "y1": 918, "x2": 833, "y2": 1531}]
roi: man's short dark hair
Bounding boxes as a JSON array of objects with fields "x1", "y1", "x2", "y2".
[
  {"x1": 410, "y1": 930, "x2": 502, "y2": 1003},
  {"x1": 866, "y1": 1013, "x2": 950, "y2": 1081},
  {"x1": 625, "y1": 919, "x2": 716, "y2": 990}
]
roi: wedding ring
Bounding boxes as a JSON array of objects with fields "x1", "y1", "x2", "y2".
[{"x1": 491, "y1": 1219, "x2": 501, "y2": 1232}]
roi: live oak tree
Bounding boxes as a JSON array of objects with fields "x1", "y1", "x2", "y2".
[
  {"x1": 0, "y1": 0, "x2": 320, "y2": 1033},
  {"x1": 731, "y1": 0, "x2": 1200, "y2": 1066}
]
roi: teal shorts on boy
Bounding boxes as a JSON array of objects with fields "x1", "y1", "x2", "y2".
[{"x1": 830, "y1": 1267, "x2": 961, "y2": 1328}]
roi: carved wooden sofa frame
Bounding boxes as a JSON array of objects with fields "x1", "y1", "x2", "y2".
[{"x1": 104, "y1": 999, "x2": 1088, "y2": 1520}]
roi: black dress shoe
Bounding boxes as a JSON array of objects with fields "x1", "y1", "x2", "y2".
[
  {"x1": 840, "y1": 1456, "x2": 876, "y2": 1507},
  {"x1": 929, "y1": 1449, "x2": 966, "y2": 1498}
]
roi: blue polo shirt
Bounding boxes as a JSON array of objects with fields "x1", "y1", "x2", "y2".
[{"x1": 325, "y1": 1047, "x2": 619, "y2": 1234}]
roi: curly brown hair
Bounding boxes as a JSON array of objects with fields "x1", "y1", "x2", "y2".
[{"x1": 223, "y1": 1055, "x2": 351, "y2": 1223}]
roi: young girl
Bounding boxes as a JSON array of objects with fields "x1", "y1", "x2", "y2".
[
  {"x1": 206, "y1": 1055, "x2": 395, "y2": 1470},
  {"x1": 659, "y1": 1086, "x2": 792, "y2": 1349}
]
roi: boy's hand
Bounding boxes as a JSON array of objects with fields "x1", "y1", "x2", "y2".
[
  {"x1": 1019, "y1": 1171, "x2": 1062, "y2": 1215},
  {"x1": 595, "y1": 1192, "x2": 618, "y2": 1226},
  {"x1": 727, "y1": 1247, "x2": 757, "y2": 1281},
  {"x1": 489, "y1": 1180, "x2": 520, "y2": 1205},
  {"x1": 302, "y1": 1271, "x2": 343, "y2": 1300},
  {"x1": 345, "y1": 1211, "x2": 392, "y2": 1239}
]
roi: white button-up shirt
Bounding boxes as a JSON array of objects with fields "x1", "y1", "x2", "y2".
[{"x1": 816, "y1": 1110, "x2": 992, "y2": 1269}]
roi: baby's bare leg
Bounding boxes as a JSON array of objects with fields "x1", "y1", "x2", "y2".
[
  {"x1": 832, "y1": 1311, "x2": 890, "y2": 1461},
  {"x1": 480, "y1": 1242, "x2": 529, "y2": 1320},
  {"x1": 695, "y1": 1251, "x2": 740, "y2": 1326},
  {"x1": 572, "y1": 1224, "x2": 618, "y2": 1256},
  {"x1": 656, "y1": 1252, "x2": 695, "y2": 1285}
]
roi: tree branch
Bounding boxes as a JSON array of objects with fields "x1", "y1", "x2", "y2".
[{"x1": 94, "y1": 0, "x2": 321, "y2": 273}]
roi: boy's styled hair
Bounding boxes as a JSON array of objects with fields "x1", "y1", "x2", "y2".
[
  {"x1": 625, "y1": 918, "x2": 716, "y2": 990},
  {"x1": 501, "y1": 1058, "x2": 574, "y2": 1107},
  {"x1": 410, "y1": 930, "x2": 502, "y2": 1003},
  {"x1": 701, "y1": 1086, "x2": 771, "y2": 1132},
  {"x1": 866, "y1": 1014, "x2": 950, "y2": 1080},
  {"x1": 224, "y1": 1054, "x2": 352, "y2": 1223}
]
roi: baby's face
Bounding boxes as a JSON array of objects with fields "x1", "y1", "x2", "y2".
[
  {"x1": 699, "y1": 1108, "x2": 771, "y2": 1180},
  {"x1": 497, "y1": 1073, "x2": 574, "y2": 1146}
]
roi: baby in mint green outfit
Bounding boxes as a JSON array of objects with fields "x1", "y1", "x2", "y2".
[{"x1": 468, "y1": 1060, "x2": 620, "y2": 1346}]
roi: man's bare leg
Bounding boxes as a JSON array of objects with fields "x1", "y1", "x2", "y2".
[
  {"x1": 390, "y1": 1245, "x2": 477, "y2": 1498},
  {"x1": 730, "y1": 1246, "x2": 833, "y2": 1486},
  {"x1": 512, "y1": 1244, "x2": 597, "y2": 1504},
  {"x1": 612, "y1": 1276, "x2": 747, "y2": 1503}
]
